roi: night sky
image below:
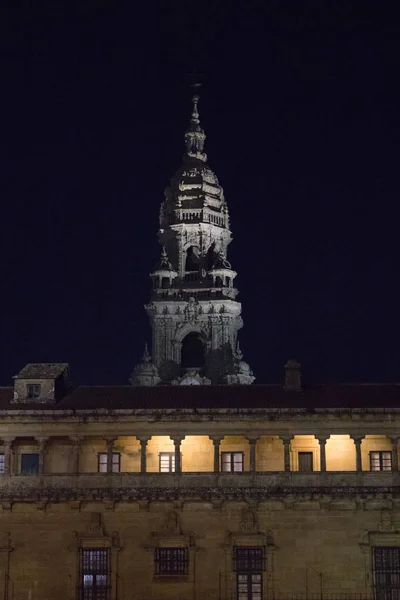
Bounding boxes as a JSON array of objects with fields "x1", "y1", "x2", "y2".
[{"x1": 1, "y1": 2, "x2": 399, "y2": 386}]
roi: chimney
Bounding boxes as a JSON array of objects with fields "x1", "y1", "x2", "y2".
[{"x1": 284, "y1": 360, "x2": 302, "y2": 391}]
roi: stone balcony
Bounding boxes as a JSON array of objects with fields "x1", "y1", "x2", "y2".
[{"x1": 0, "y1": 471, "x2": 399, "y2": 503}]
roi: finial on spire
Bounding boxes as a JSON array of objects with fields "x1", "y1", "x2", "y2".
[{"x1": 184, "y1": 73, "x2": 207, "y2": 162}]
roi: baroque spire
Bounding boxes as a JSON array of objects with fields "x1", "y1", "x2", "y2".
[{"x1": 184, "y1": 94, "x2": 207, "y2": 162}]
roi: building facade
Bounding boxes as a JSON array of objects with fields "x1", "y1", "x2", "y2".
[{"x1": 0, "y1": 95, "x2": 399, "y2": 600}]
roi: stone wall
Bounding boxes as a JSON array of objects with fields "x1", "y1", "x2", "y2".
[{"x1": 0, "y1": 499, "x2": 397, "y2": 599}]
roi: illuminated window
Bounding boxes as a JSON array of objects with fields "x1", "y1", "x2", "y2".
[
  {"x1": 370, "y1": 451, "x2": 392, "y2": 472},
  {"x1": 221, "y1": 452, "x2": 244, "y2": 472},
  {"x1": 159, "y1": 452, "x2": 175, "y2": 472},
  {"x1": 97, "y1": 453, "x2": 120, "y2": 473},
  {"x1": 298, "y1": 452, "x2": 313, "y2": 472},
  {"x1": 27, "y1": 384, "x2": 41, "y2": 399},
  {"x1": 154, "y1": 547, "x2": 188, "y2": 576},
  {"x1": 79, "y1": 548, "x2": 110, "y2": 600},
  {"x1": 373, "y1": 547, "x2": 400, "y2": 600},
  {"x1": 0, "y1": 454, "x2": 4, "y2": 474}
]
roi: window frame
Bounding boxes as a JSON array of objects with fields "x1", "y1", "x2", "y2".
[
  {"x1": 221, "y1": 451, "x2": 244, "y2": 473},
  {"x1": 154, "y1": 547, "x2": 189, "y2": 576},
  {"x1": 159, "y1": 452, "x2": 176, "y2": 473},
  {"x1": 20, "y1": 453, "x2": 39, "y2": 475},
  {"x1": 298, "y1": 451, "x2": 314, "y2": 472},
  {"x1": 97, "y1": 452, "x2": 120, "y2": 473},
  {"x1": 373, "y1": 546, "x2": 400, "y2": 600},
  {"x1": 26, "y1": 383, "x2": 41, "y2": 399},
  {"x1": 79, "y1": 547, "x2": 111, "y2": 600},
  {"x1": 370, "y1": 451, "x2": 392, "y2": 472}
]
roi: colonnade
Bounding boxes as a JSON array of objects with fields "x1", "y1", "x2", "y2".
[{"x1": 0, "y1": 433, "x2": 398, "y2": 475}]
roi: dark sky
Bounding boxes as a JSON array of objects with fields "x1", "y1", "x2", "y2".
[{"x1": 1, "y1": 1, "x2": 399, "y2": 386}]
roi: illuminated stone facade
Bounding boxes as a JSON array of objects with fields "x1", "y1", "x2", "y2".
[{"x1": 0, "y1": 97, "x2": 399, "y2": 600}]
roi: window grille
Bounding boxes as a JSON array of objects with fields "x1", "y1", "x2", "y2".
[
  {"x1": 27, "y1": 384, "x2": 41, "y2": 399},
  {"x1": 221, "y1": 452, "x2": 244, "y2": 472},
  {"x1": 159, "y1": 452, "x2": 176, "y2": 473},
  {"x1": 154, "y1": 547, "x2": 189, "y2": 576},
  {"x1": 0, "y1": 454, "x2": 4, "y2": 474},
  {"x1": 373, "y1": 547, "x2": 400, "y2": 600},
  {"x1": 298, "y1": 452, "x2": 313, "y2": 472},
  {"x1": 97, "y1": 453, "x2": 120, "y2": 473},
  {"x1": 78, "y1": 548, "x2": 110, "y2": 600},
  {"x1": 371, "y1": 452, "x2": 392, "y2": 472},
  {"x1": 233, "y1": 547, "x2": 266, "y2": 572}
]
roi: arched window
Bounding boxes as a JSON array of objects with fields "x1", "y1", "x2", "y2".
[
  {"x1": 181, "y1": 333, "x2": 205, "y2": 370},
  {"x1": 185, "y1": 246, "x2": 201, "y2": 271}
]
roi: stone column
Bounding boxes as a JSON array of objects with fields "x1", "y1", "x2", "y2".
[
  {"x1": 170, "y1": 436, "x2": 185, "y2": 474},
  {"x1": 137, "y1": 437, "x2": 150, "y2": 473},
  {"x1": 351, "y1": 435, "x2": 363, "y2": 472},
  {"x1": 105, "y1": 438, "x2": 117, "y2": 474},
  {"x1": 317, "y1": 436, "x2": 329, "y2": 472},
  {"x1": 209, "y1": 436, "x2": 223, "y2": 473},
  {"x1": 391, "y1": 437, "x2": 399, "y2": 471},
  {"x1": 246, "y1": 437, "x2": 259, "y2": 473},
  {"x1": 280, "y1": 436, "x2": 293, "y2": 472},
  {"x1": 1, "y1": 437, "x2": 15, "y2": 475},
  {"x1": 35, "y1": 437, "x2": 48, "y2": 475},
  {"x1": 70, "y1": 437, "x2": 83, "y2": 474}
]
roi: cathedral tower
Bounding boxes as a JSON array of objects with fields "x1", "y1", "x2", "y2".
[{"x1": 134, "y1": 94, "x2": 254, "y2": 386}]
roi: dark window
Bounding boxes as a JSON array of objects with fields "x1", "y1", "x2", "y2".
[
  {"x1": 154, "y1": 547, "x2": 189, "y2": 576},
  {"x1": 371, "y1": 452, "x2": 392, "y2": 472},
  {"x1": 159, "y1": 452, "x2": 175, "y2": 473},
  {"x1": 221, "y1": 452, "x2": 244, "y2": 473},
  {"x1": 21, "y1": 453, "x2": 39, "y2": 475},
  {"x1": 234, "y1": 548, "x2": 265, "y2": 600},
  {"x1": 233, "y1": 547, "x2": 265, "y2": 572},
  {"x1": 97, "y1": 453, "x2": 120, "y2": 473},
  {"x1": 298, "y1": 452, "x2": 313, "y2": 472},
  {"x1": 79, "y1": 548, "x2": 110, "y2": 600},
  {"x1": 373, "y1": 547, "x2": 400, "y2": 600},
  {"x1": 27, "y1": 384, "x2": 41, "y2": 399},
  {"x1": 0, "y1": 454, "x2": 4, "y2": 474}
]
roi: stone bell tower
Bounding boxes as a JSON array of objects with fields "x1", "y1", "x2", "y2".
[{"x1": 133, "y1": 93, "x2": 254, "y2": 386}]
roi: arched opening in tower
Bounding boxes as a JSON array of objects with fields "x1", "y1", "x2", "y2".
[
  {"x1": 185, "y1": 246, "x2": 201, "y2": 271},
  {"x1": 181, "y1": 333, "x2": 205, "y2": 371}
]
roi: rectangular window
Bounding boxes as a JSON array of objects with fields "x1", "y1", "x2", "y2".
[
  {"x1": 159, "y1": 452, "x2": 175, "y2": 473},
  {"x1": 21, "y1": 453, "x2": 39, "y2": 475},
  {"x1": 233, "y1": 547, "x2": 265, "y2": 572},
  {"x1": 373, "y1": 547, "x2": 400, "y2": 600},
  {"x1": 237, "y1": 573, "x2": 263, "y2": 600},
  {"x1": 371, "y1": 451, "x2": 392, "y2": 472},
  {"x1": 154, "y1": 547, "x2": 188, "y2": 576},
  {"x1": 298, "y1": 451, "x2": 313, "y2": 472},
  {"x1": 26, "y1": 384, "x2": 41, "y2": 399},
  {"x1": 80, "y1": 548, "x2": 110, "y2": 600},
  {"x1": 221, "y1": 452, "x2": 244, "y2": 473},
  {"x1": 234, "y1": 547, "x2": 265, "y2": 600},
  {"x1": 0, "y1": 454, "x2": 4, "y2": 474},
  {"x1": 97, "y1": 453, "x2": 120, "y2": 473}
]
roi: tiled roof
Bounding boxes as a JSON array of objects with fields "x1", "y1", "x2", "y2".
[
  {"x1": 1, "y1": 383, "x2": 399, "y2": 411},
  {"x1": 13, "y1": 363, "x2": 69, "y2": 379}
]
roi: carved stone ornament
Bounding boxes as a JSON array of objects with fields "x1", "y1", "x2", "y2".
[
  {"x1": 239, "y1": 507, "x2": 259, "y2": 533},
  {"x1": 172, "y1": 369, "x2": 211, "y2": 386},
  {"x1": 164, "y1": 510, "x2": 182, "y2": 534},
  {"x1": 87, "y1": 512, "x2": 105, "y2": 536}
]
